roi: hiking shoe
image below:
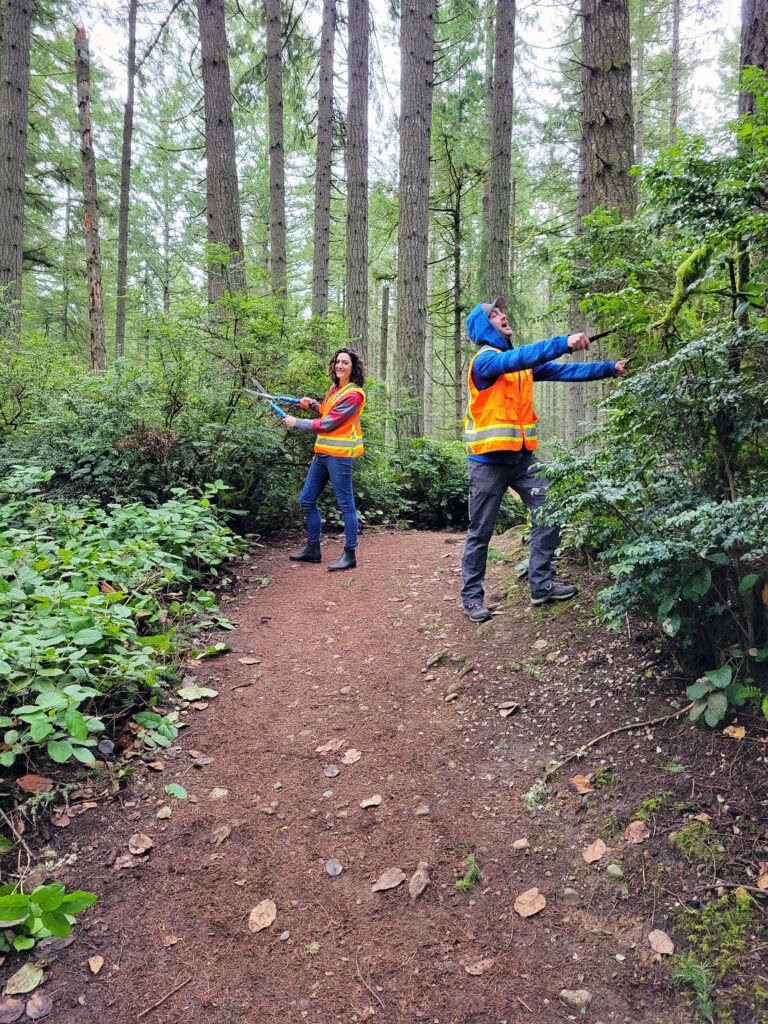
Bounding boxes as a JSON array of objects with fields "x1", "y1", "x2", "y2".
[
  {"x1": 530, "y1": 581, "x2": 578, "y2": 605},
  {"x1": 328, "y1": 547, "x2": 356, "y2": 571},
  {"x1": 463, "y1": 603, "x2": 492, "y2": 623},
  {"x1": 290, "y1": 542, "x2": 321, "y2": 563}
]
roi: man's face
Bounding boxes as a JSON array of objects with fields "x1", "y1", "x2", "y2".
[{"x1": 489, "y1": 306, "x2": 512, "y2": 340}]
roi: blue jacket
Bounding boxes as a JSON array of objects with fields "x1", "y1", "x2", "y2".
[{"x1": 465, "y1": 303, "x2": 618, "y2": 463}]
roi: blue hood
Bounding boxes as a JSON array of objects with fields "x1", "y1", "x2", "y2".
[{"x1": 466, "y1": 302, "x2": 511, "y2": 350}]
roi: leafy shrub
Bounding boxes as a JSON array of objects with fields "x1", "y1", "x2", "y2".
[
  {"x1": 0, "y1": 466, "x2": 242, "y2": 767},
  {"x1": 0, "y1": 884, "x2": 96, "y2": 951}
]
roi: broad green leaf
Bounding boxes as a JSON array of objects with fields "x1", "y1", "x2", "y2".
[
  {"x1": 30, "y1": 719, "x2": 54, "y2": 742},
  {"x1": 689, "y1": 699, "x2": 707, "y2": 722},
  {"x1": 72, "y1": 627, "x2": 103, "y2": 646},
  {"x1": 31, "y1": 884, "x2": 66, "y2": 911},
  {"x1": 65, "y1": 709, "x2": 89, "y2": 742},
  {"x1": 165, "y1": 783, "x2": 188, "y2": 800},
  {"x1": 177, "y1": 684, "x2": 218, "y2": 700},
  {"x1": 58, "y1": 890, "x2": 97, "y2": 914},
  {"x1": 40, "y1": 908, "x2": 72, "y2": 937},
  {"x1": 704, "y1": 690, "x2": 728, "y2": 727},
  {"x1": 35, "y1": 691, "x2": 68, "y2": 710},
  {"x1": 13, "y1": 934, "x2": 35, "y2": 950},
  {"x1": 0, "y1": 894, "x2": 31, "y2": 921},
  {"x1": 0, "y1": 834, "x2": 12, "y2": 854},
  {"x1": 71, "y1": 743, "x2": 97, "y2": 765},
  {"x1": 738, "y1": 573, "x2": 760, "y2": 593},
  {"x1": 4, "y1": 961, "x2": 44, "y2": 994},
  {"x1": 686, "y1": 680, "x2": 711, "y2": 700},
  {"x1": 706, "y1": 666, "x2": 732, "y2": 689},
  {"x1": 47, "y1": 738, "x2": 74, "y2": 763}
]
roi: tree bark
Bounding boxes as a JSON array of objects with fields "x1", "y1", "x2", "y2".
[
  {"x1": 74, "y1": 27, "x2": 107, "y2": 372},
  {"x1": 739, "y1": 0, "x2": 768, "y2": 117},
  {"x1": 115, "y1": 0, "x2": 137, "y2": 358},
  {"x1": 380, "y1": 282, "x2": 389, "y2": 380},
  {"x1": 0, "y1": 0, "x2": 32, "y2": 340},
  {"x1": 634, "y1": 6, "x2": 644, "y2": 166},
  {"x1": 486, "y1": 0, "x2": 515, "y2": 300},
  {"x1": 197, "y1": 0, "x2": 247, "y2": 303},
  {"x1": 266, "y1": 0, "x2": 287, "y2": 301},
  {"x1": 346, "y1": 0, "x2": 368, "y2": 356},
  {"x1": 453, "y1": 181, "x2": 464, "y2": 439},
  {"x1": 312, "y1": 0, "x2": 336, "y2": 319},
  {"x1": 669, "y1": 0, "x2": 680, "y2": 145},
  {"x1": 577, "y1": 0, "x2": 637, "y2": 220},
  {"x1": 395, "y1": 0, "x2": 436, "y2": 439}
]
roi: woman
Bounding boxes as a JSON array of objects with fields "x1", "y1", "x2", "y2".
[{"x1": 284, "y1": 347, "x2": 366, "y2": 571}]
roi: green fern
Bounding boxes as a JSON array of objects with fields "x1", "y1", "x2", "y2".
[
  {"x1": 672, "y1": 955, "x2": 714, "y2": 1020},
  {"x1": 455, "y1": 853, "x2": 482, "y2": 892},
  {"x1": 736, "y1": 686, "x2": 768, "y2": 721}
]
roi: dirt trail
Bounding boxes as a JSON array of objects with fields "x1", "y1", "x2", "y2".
[{"x1": 12, "y1": 530, "x2": 762, "y2": 1023}]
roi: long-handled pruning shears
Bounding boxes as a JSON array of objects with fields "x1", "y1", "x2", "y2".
[{"x1": 244, "y1": 375, "x2": 301, "y2": 419}]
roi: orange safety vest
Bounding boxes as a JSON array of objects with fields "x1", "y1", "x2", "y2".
[
  {"x1": 464, "y1": 345, "x2": 538, "y2": 455},
  {"x1": 314, "y1": 383, "x2": 366, "y2": 458}
]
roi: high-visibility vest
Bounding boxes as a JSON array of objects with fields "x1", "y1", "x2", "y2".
[
  {"x1": 464, "y1": 346, "x2": 538, "y2": 455},
  {"x1": 314, "y1": 383, "x2": 366, "y2": 458}
]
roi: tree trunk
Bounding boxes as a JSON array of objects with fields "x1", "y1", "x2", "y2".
[
  {"x1": 424, "y1": 248, "x2": 433, "y2": 435},
  {"x1": 0, "y1": 0, "x2": 32, "y2": 340},
  {"x1": 739, "y1": 0, "x2": 768, "y2": 117},
  {"x1": 163, "y1": 163, "x2": 171, "y2": 316},
  {"x1": 265, "y1": 0, "x2": 287, "y2": 301},
  {"x1": 346, "y1": 0, "x2": 368, "y2": 356},
  {"x1": 395, "y1": 0, "x2": 436, "y2": 439},
  {"x1": 74, "y1": 27, "x2": 107, "y2": 372},
  {"x1": 669, "y1": 0, "x2": 680, "y2": 145},
  {"x1": 634, "y1": 7, "x2": 644, "y2": 166},
  {"x1": 312, "y1": 0, "x2": 336, "y2": 320},
  {"x1": 477, "y1": 0, "x2": 495, "y2": 299},
  {"x1": 115, "y1": 0, "x2": 137, "y2": 359},
  {"x1": 453, "y1": 185, "x2": 463, "y2": 440},
  {"x1": 578, "y1": 0, "x2": 637, "y2": 220},
  {"x1": 379, "y1": 281, "x2": 391, "y2": 384},
  {"x1": 486, "y1": 0, "x2": 515, "y2": 299},
  {"x1": 197, "y1": 0, "x2": 247, "y2": 303}
]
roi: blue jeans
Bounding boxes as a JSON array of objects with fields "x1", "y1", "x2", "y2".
[
  {"x1": 299, "y1": 454, "x2": 358, "y2": 550},
  {"x1": 460, "y1": 452, "x2": 560, "y2": 605}
]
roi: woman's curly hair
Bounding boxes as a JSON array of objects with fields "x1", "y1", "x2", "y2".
[{"x1": 328, "y1": 347, "x2": 366, "y2": 387}]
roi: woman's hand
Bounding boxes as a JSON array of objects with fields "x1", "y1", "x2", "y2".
[
  {"x1": 284, "y1": 415, "x2": 297, "y2": 427},
  {"x1": 299, "y1": 397, "x2": 314, "y2": 409}
]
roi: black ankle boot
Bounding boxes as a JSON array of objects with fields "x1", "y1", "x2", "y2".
[
  {"x1": 328, "y1": 547, "x2": 356, "y2": 571},
  {"x1": 290, "y1": 542, "x2": 321, "y2": 563}
]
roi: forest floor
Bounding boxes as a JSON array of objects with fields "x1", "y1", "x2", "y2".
[{"x1": 2, "y1": 529, "x2": 767, "y2": 1024}]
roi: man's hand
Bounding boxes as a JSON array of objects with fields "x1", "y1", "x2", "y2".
[
  {"x1": 614, "y1": 360, "x2": 629, "y2": 376},
  {"x1": 284, "y1": 415, "x2": 297, "y2": 427},
  {"x1": 567, "y1": 332, "x2": 591, "y2": 352}
]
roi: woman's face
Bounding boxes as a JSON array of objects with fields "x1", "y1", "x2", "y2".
[{"x1": 334, "y1": 352, "x2": 353, "y2": 383}]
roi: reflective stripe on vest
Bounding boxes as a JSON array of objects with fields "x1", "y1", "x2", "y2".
[
  {"x1": 314, "y1": 383, "x2": 366, "y2": 458},
  {"x1": 464, "y1": 346, "x2": 538, "y2": 455}
]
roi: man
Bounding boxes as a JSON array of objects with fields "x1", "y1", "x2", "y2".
[{"x1": 461, "y1": 297, "x2": 627, "y2": 622}]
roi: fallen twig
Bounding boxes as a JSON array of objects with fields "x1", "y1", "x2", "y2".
[
  {"x1": 136, "y1": 976, "x2": 192, "y2": 1019},
  {"x1": 517, "y1": 995, "x2": 534, "y2": 1012},
  {"x1": 544, "y1": 703, "x2": 695, "y2": 780},
  {"x1": 355, "y1": 946, "x2": 385, "y2": 1010},
  {"x1": 230, "y1": 681, "x2": 254, "y2": 690},
  {"x1": 0, "y1": 806, "x2": 34, "y2": 861}
]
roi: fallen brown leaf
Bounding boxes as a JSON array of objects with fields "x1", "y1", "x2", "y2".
[
  {"x1": 212, "y1": 825, "x2": 231, "y2": 846},
  {"x1": 624, "y1": 820, "x2": 650, "y2": 844},
  {"x1": 371, "y1": 867, "x2": 406, "y2": 892},
  {"x1": 582, "y1": 838, "x2": 607, "y2": 863},
  {"x1": 360, "y1": 795, "x2": 382, "y2": 809},
  {"x1": 463, "y1": 957, "x2": 495, "y2": 975},
  {"x1": 50, "y1": 814, "x2": 71, "y2": 828},
  {"x1": 0, "y1": 996, "x2": 25, "y2": 1023},
  {"x1": 163, "y1": 934, "x2": 180, "y2": 947},
  {"x1": 568, "y1": 774, "x2": 594, "y2": 794},
  {"x1": 146, "y1": 760, "x2": 165, "y2": 771},
  {"x1": 723, "y1": 725, "x2": 746, "y2": 740},
  {"x1": 88, "y1": 955, "x2": 105, "y2": 975},
  {"x1": 648, "y1": 929, "x2": 674, "y2": 955},
  {"x1": 315, "y1": 738, "x2": 344, "y2": 754},
  {"x1": 341, "y1": 748, "x2": 363, "y2": 765},
  {"x1": 514, "y1": 887, "x2": 546, "y2": 918},
  {"x1": 248, "y1": 899, "x2": 277, "y2": 932},
  {"x1": 128, "y1": 833, "x2": 154, "y2": 855},
  {"x1": 22, "y1": 994, "x2": 50, "y2": 1024},
  {"x1": 757, "y1": 862, "x2": 768, "y2": 890},
  {"x1": 16, "y1": 775, "x2": 53, "y2": 794}
]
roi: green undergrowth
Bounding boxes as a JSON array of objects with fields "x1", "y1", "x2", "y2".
[
  {"x1": 670, "y1": 821, "x2": 727, "y2": 867},
  {"x1": 0, "y1": 465, "x2": 243, "y2": 773}
]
